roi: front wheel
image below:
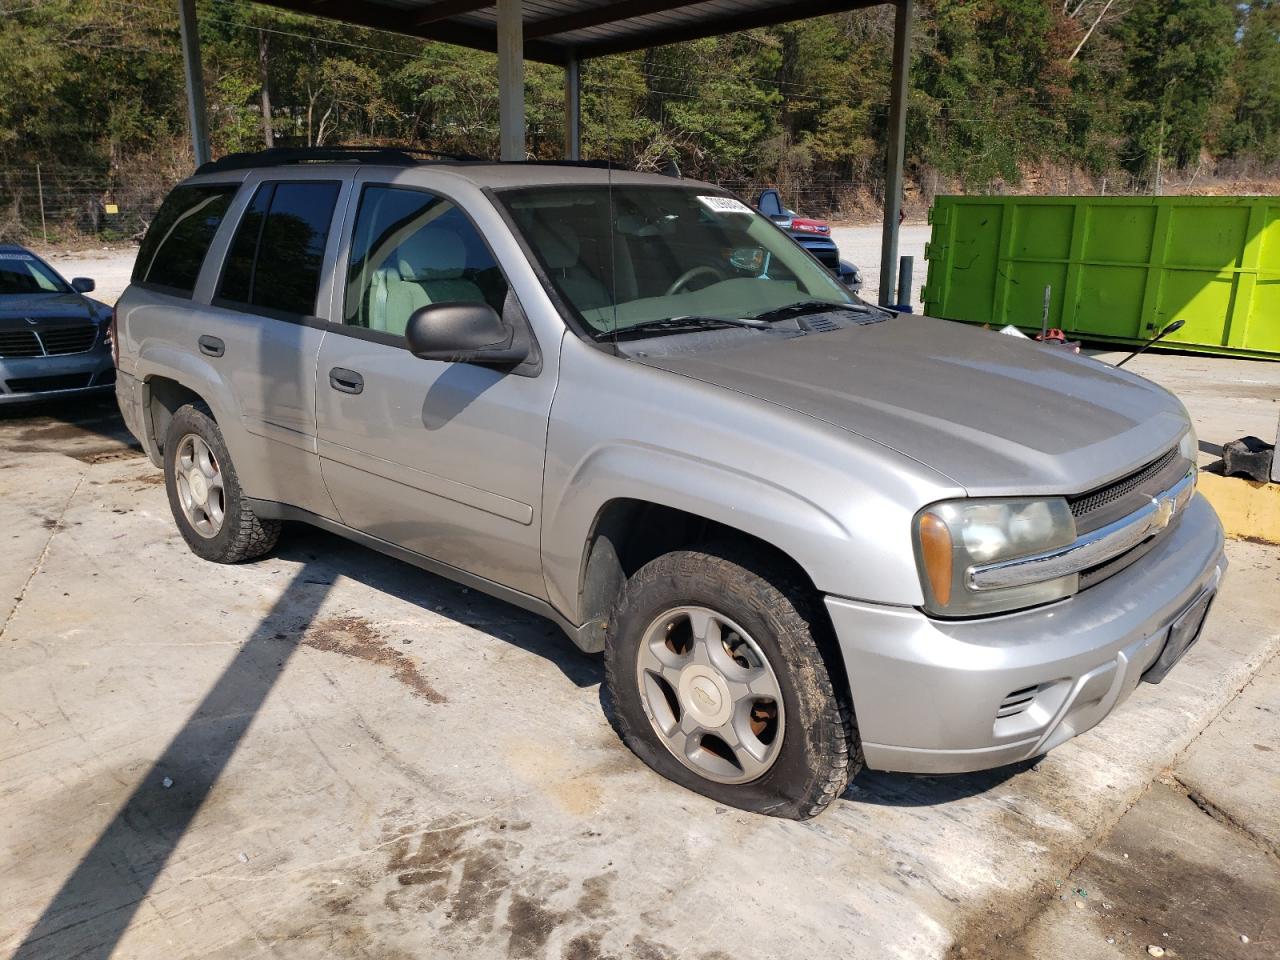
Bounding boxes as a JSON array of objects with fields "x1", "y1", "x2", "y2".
[
  {"x1": 163, "y1": 403, "x2": 280, "y2": 564},
  {"x1": 604, "y1": 545, "x2": 860, "y2": 819}
]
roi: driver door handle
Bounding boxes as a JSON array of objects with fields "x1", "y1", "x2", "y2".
[{"x1": 328, "y1": 367, "x2": 364, "y2": 395}]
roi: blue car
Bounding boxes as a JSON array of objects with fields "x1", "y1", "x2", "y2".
[{"x1": 0, "y1": 244, "x2": 114, "y2": 405}]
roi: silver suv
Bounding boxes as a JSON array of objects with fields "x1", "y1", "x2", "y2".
[{"x1": 114, "y1": 148, "x2": 1226, "y2": 819}]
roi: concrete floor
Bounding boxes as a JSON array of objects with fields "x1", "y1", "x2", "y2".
[{"x1": 1, "y1": 344, "x2": 1277, "y2": 959}]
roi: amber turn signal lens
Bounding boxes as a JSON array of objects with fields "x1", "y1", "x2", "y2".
[{"x1": 918, "y1": 512, "x2": 953, "y2": 607}]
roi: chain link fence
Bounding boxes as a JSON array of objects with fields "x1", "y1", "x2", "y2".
[{"x1": 0, "y1": 167, "x2": 180, "y2": 245}]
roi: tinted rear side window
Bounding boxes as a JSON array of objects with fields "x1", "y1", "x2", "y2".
[
  {"x1": 217, "y1": 181, "x2": 340, "y2": 318},
  {"x1": 133, "y1": 184, "x2": 237, "y2": 295},
  {"x1": 218, "y1": 186, "x2": 269, "y2": 305}
]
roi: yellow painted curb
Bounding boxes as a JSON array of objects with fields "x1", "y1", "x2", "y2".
[{"x1": 1198, "y1": 472, "x2": 1280, "y2": 545}]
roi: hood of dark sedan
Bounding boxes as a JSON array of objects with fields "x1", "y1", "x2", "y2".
[
  {"x1": 630, "y1": 314, "x2": 1189, "y2": 496},
  {"x1": 0, "y1": 291, "x2": 105, "y2": 325}
]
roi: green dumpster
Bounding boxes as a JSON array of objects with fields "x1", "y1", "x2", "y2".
[{"x1": 922, "y1": 195, "x2": 1280, "y2": 359}]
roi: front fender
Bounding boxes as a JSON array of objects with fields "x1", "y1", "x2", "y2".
[
  {"x1": 541, "y1": 441, "x2": 855, "y2": 622},
  {"x1": 540, "y1": 338, "x2": 958, "y2": 624}
]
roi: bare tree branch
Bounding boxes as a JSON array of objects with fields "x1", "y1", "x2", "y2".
[{"x1": 1069, "y1": 0, "x2": 1118, "y2": 62}]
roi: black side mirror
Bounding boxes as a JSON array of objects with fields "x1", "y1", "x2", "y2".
[
  {"x1": 405, "y1": 302, "x2": 529, "y2": 365},
  {"x1": 71, "y1": 277, "x2": 95, "y2": 293},
  {"x1": 757, "y1": 189, "x2": 784, "y2": 218}
]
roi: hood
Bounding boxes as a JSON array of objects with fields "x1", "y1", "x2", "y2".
[
  {"x1": 0, "y1": 291, "x2": 107, "y2": 327},
  {"x1": 631, "y1": 314, "x2": 1189, "y2": 496}
]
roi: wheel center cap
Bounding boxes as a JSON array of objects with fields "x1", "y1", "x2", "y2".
[
  {"x1": 691, "y1": 677, "x2": 720, "y2": 711},
  {"x1": 678, "y1": 666, "x2": 732, "y2": 727},
  {"x1": 188, "y1": 469, "x2": 208, "y2": 503}
]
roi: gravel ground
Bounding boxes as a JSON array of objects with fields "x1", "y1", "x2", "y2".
[
  {"x1": 831, "y1": 222, "x2": 930, "y2": 308},
  {"x1": 33, "y1": 223, "x2": 932, "y2": 311},
  {"x1": 40, "y1": 246, "x2": 137, "y2": 306}
]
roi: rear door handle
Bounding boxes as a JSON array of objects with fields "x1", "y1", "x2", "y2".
[
  {"x1": 328, "y1": 367, "x2": 364, "y2": 395},
  {"x1": 198, "y1": 335, "x2": 224, "y2": 358}
]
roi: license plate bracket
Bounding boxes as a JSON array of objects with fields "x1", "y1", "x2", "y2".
[{"x1": 1142, "y1": 589, "x2": 1215, "y2": 684}]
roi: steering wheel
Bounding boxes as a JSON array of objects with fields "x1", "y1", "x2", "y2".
[{"x1": 665, "y1": 265, "x2": 727, "y2": 297}]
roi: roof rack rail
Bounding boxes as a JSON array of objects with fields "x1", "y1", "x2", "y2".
[
  {"x1": 499, "y1": 159, "x2": 616, "y2": 169},
  {"x1": 194, "y1": 145, "x2": 478, "y2": 174}
]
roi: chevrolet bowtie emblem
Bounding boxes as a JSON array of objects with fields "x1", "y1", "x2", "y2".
[
  {"x1": 1152, "y1": 495, "x2": 1175, "y2": 530},
  {"x1": 25, "y1": 317, "x2": 38, "y2": 325}
]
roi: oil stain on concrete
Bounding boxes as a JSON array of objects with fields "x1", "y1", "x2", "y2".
[{"x1": 302, "y1": 615, "x2": 447, "y2": 704}]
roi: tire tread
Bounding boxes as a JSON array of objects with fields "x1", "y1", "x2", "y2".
[{"x1": 165, "y1": 403, "x2": 280, "y2": 564}]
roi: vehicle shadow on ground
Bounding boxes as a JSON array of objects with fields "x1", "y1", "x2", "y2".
[
  {"x1": 10, "y1": 564, "x2": 331, "y2": 960},
  {"x1": 844, "y1": 759, "x2": 1036, "y2": 807},
  {"x1": 0, "y1": 395, "x2": 140, "y2": 461},
  {"x1": 273, "y1": 524, "x2": 603, "y2": 689}
]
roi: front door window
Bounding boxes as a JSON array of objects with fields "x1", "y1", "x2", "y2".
[{"x1": 344, "y1": 185, "x2": 508, "y2": 339}]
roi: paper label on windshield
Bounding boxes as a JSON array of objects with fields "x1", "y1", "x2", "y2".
[{"x1": 697, "y1": 195, "x2": 753, "y2": 216}]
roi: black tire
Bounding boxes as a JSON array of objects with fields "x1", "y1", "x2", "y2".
[
  {"x1": 163, "y1": 403, "x2": 280, "y2": 564},
  {"x1": 604, "y1": 543, "x2": 861, "y2": 819}
]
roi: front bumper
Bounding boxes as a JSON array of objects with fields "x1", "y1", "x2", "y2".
[
  {"x1": 0, "y1": 347, "x2": 115, "y2": 406},
  {"x1": 827, "y1": 493, "x2": 1226, "y2": 774}
]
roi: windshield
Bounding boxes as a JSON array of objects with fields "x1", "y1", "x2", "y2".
[
  {"x1": 0, "y1": 250, "x2": 69, "y2": 295},
  {"x1": 499, "y1": 185, "x2": 855, "y2": 339}
]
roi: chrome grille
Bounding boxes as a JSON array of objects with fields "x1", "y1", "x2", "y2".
[
  {"x1": 0, "y1": 323, "x2": 98, "y2": 357},
  {"x1": 0, "y1": 330, "x2": 42, "y2": 357},
  {"x1": 1069, "y1": 448, "x2": 1178, "y2": 519},
  {"x1": 38, "y1": 324, "x2": 97, "y2": 355}
]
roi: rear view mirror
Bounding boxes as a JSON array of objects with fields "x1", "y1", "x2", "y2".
[
  {"x1": 729, "y1": 246, "x2": 766, "y2": 273},
  {"x1": 405, "y1": 302, "x2": 529, "y2": 366},
  {"x1": 71, "y1": 277, "x2": 95, "y2": 293}
]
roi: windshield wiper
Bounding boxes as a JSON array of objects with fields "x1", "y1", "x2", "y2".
[
  {"x1": 609, "y1": 315, "x2": 769, "y2": 340},
  {"x1": 751, "y1": 299, "x2": 877, "y2": 323}
]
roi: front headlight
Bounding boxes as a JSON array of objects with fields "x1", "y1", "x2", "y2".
[
  {"x1": 913, "y1": 498, "x2": 1077, "y2": 617},
  {"x1": 1178, "y1": 425, "x2": 1198, "y2": 467}
]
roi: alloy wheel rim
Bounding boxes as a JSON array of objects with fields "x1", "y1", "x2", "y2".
[
  {"x1": 175, "y1": 433, "x2": 225, "y2": 538},
  {"x1": 635, "y1": 605, "x2": 785, "y2": 785}
]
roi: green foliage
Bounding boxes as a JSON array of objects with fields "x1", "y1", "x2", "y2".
[
  {"x1": 1224, "y1": 2, "x2": 1280, "y2": 162},
  {"x1": 0, "y1": 0, "x2": 1275, "y2": 239},
  {"x1": 1118, "y1": 0, "x2": 1237, "y2": 176}
]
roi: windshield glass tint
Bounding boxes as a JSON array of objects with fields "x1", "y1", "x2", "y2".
[
  {"x1": 500, "y1": 185, "x2": 853, "y2": 339},
  {"x1": 0, "y1": 251, "x2": 68, "y2": 295}
]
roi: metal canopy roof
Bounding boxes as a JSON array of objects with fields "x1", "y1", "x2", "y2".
[
  {"x1": 175, "y1": 0, "x2": 913, "y2": 304},
  {"x1": 255, "y1": 0, "x2": 886, "y2": 65}
]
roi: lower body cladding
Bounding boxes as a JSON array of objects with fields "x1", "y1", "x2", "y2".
[
  {"x1": 827, "y1": 494, "x2": 1227, "y2": 774},
  {"x1": 0, "y1": 348, "x2": 115, "y2": 405}
]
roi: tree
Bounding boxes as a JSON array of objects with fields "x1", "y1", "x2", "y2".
[
  {"x1": 1118, "y1": 0, "x2": 1236, "y2": 181},
  {"x1": 1226, "y1": 1, "x2": 1280, "y2": 162}
]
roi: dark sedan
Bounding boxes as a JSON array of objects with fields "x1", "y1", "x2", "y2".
[{"x1": 0, "y1": 244, "x2": 114, "y2": 405}]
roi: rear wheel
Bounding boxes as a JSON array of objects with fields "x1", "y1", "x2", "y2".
[
  {"x1": 163, "y1": 403, "x2": 280, "y2": 563},
  {"x1": 604, "y1": 544, "x2": 860, "y2": 819}
]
